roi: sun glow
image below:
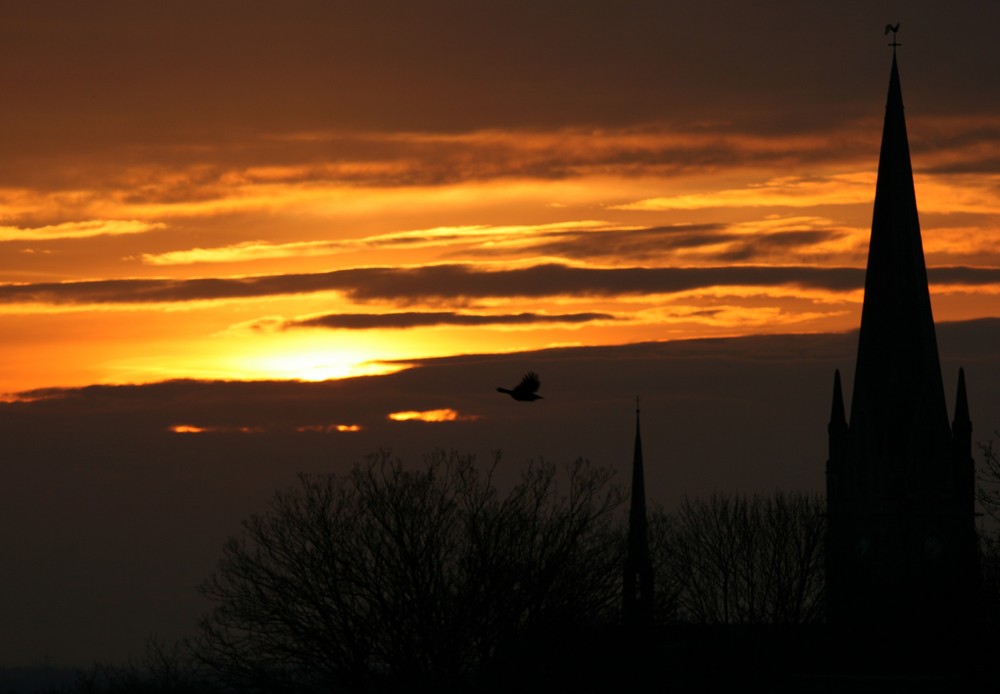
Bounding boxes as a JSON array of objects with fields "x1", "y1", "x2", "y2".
[{"x1": 237, "y1": 348, "x2": 405, "y2": 382}]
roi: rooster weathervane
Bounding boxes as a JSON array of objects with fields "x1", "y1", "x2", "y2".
[{"x1": 885, "y1": 23, "x2": 901, "y2": 51}]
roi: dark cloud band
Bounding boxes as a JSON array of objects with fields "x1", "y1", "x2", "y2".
[
  {"x1": 1, "y1": 264, "x2": 996, "y2": 306},
  {"x1": 286, "y1": 311, "x2": 615, "y2": 330}
]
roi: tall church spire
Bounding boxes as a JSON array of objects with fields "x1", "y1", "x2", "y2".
[
  {"x1": 623, "y1": 401, "x2": 653, "y2": 628},
  {"x1": 825, "y1": 46, "x2": 978, "y2": 627},
  {"x1": 849, "y1": 52, "x2": 950, "y2": 458}
]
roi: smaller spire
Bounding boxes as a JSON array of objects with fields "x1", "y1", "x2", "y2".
[
  {"x1": 623, "y1": 400, "x2": 654, "y2": 629},
  {"x1": 952, "y1": 367, "x2": 972, "y2": 462},
  {"x1": 828, "y1": 369, "x2": 849, "y2": 468},
  {"x1": 953, "y1": 367, "x2": 970, "y2": 426},
  {"x1": 628, "y1": 402, "x2": 649, "y2": 560},
  {"x1": 829, "y1": 369, "x2": 847, "y2": 429}
]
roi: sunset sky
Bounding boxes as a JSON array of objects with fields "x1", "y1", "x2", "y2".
[
  {"x1": 3, "y1": 0, "x2": 1000, "y2": 671},
  {"x1": 2, "y1": 1, "x2": 1000, "y2": 393}
]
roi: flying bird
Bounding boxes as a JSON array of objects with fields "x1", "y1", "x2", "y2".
[
  {"x1": 497, "y1": 371, "x2": 543, "y2": 401},
  {"x1": 884, "y1": 23, "x2": 900, "y2": 35}
]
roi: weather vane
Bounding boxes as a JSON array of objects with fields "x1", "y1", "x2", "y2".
[{"x1": 884, "y1": 23, "x2": 901, "y2": 51}]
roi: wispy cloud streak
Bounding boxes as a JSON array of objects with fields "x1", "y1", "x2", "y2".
[
  {"x1": 5, "y1": 263, "x2": 1000, "y2": 309},
  {"x1": 139, "y1": 221, "x2": 608, "y2": 266},
  {"x1": 0, "y1": 263, "x2": 863, "y2": 305},
  {"x1": 0, "y1": 220, "x2": 164, "y2": 242},
  {"x1": 286, "y1": 311, "x2": 616, "y2": 330}
]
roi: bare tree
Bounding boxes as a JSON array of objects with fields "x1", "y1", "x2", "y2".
[
  {"x1": 193, "y1": 450, "x2": 624, "y2": 692},
  {"x1": 650, "y1": 492, "x2": 825, "y2": 625},
  {"x1": 979, "y1": 529, "x2": 1000, "y2": 625},
  {"x1": 975, "y1": 434, "x2": 1000, "y2": 625},
  {"x1": 978, "y1": 432, "x2": 1000, "y2": 524}
]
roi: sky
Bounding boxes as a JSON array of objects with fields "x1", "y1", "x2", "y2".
[{"x1": 2, "y1": 0, "x2": 1000, "y2": 670}]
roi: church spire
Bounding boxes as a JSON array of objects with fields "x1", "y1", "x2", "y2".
[
  {"x1": 623, "y1": 400, "x2": 653, "y2": 628},
  {"x1": 848, "y1": 50, "x2": 950, "y2": 458},
  {"x1": 825, "y1": 44, "x2": 979, "y2": 627}
]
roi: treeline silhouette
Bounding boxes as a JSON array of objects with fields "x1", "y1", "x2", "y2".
[{"x1": 43, "y1": 449, "x2": 1000, "y2": 693}]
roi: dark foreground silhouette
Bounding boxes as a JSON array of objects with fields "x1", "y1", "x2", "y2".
[{"x1": 32, "y1": 620, "x2": 1000, "y2": 694}]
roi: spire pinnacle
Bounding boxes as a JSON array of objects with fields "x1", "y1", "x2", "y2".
[
  {"x1": 954, "y1": 367, "x2": 971, "y2": 427},
  {"x1": 884, "y1": 23, "x2": 901, "y2": 53},
  {"x1": 828, "y1": 369, "x2": 848, "y2": 465},
  {"x1": 830, "y1": 369, "x2": 847, "y2": 428},
  {"x1": 629, "y1": 404, "x2": 647, "y2": 537}
]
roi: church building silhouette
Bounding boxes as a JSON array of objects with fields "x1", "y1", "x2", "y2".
[
  {"x1": 600, "y1": 42, "x2": 993, "y2": 694},
  {"x1": 825, "y1": 48, "x2": 980, "y2": 626}
]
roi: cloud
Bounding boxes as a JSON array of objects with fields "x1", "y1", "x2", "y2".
[
  {"x1": 466, "y1": 222, "x2": 851, "y2": 264},
  {"x1": 299, "y1": 264, "x2": 873, "y2": 302},
  {"x1": 0, "y1": 127, "x2": 879, "y2": 225},
  {"x1": 0, "y1": 219, "x2": 164, "y2": 242},
  {"x1": 387, "y1": 409, "x2": 476, "y2": 423},
  {"x1": 910, "y1": 115, "x2": 1000, "y2": 176},
  {"x1": 473, "y1": 224, "x2": 730, "y2": 261},
  {"x1": 168, "y1": 423, "x2": 263, "y2": 434},
  {"x1": 614, "y1": 174, "x2": 876, "y2": 212},
  {"x1": 286, "y1": 311, "x2": 616, "y2": 330},
  {"x1": 930, "y1": 267, "x2": 1000, "y2": 287},
  {"x1": 140, "y1": 221, "x2": 607, "y2": 266},
  {"x1": 142, "y1": 239, "x2": 347, "y2": 266},
  {"x1": 0, "y1": 263, "x2": 873, "y2": 306},
  {"x1": 295, "y1": 423, "x2": 362, "y2": 433},
  {"x1": 3, "y1": 260, "x2": 1000, "y2": 311},
  {"x1": 714, "y1": 230, "x2": 848, "y2": 262},
  {"x1": 4, "y1": 120, "x2": 999, "y2": 242}
]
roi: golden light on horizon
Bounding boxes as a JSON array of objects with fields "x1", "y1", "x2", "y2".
[
  {"x1": 238, "y1": 350, "x2": 403, "y2": 382},
  {"x1": 203, "y1": 329, "x2": 418, "y2": 383}
]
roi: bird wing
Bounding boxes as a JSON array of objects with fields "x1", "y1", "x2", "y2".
[{"x1": 513, "y1": 371, "x2": 541, "y2": 396}]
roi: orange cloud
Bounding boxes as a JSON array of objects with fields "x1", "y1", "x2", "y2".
[
  {"x1": 139, "y1": 221, "x2": 608, "y2": 266},
  {"x1": 169, "y1": 424, "x2": 207, "y2": 433},
  {"x1": 387, "y1": 409, "x2": 476, "y2": 423},
  {"x1": 0, "y1": 219, "x2": 164, "y2": 242},
  {"x1": 615, "y1": 174, "x2": 877, "y2": 211},
  {"x1": 168, "y1": 424, "x2": 263, "y2": 434},
  {"x1": 295, "y1": 423, "x2": 362, "y2": 433}
]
